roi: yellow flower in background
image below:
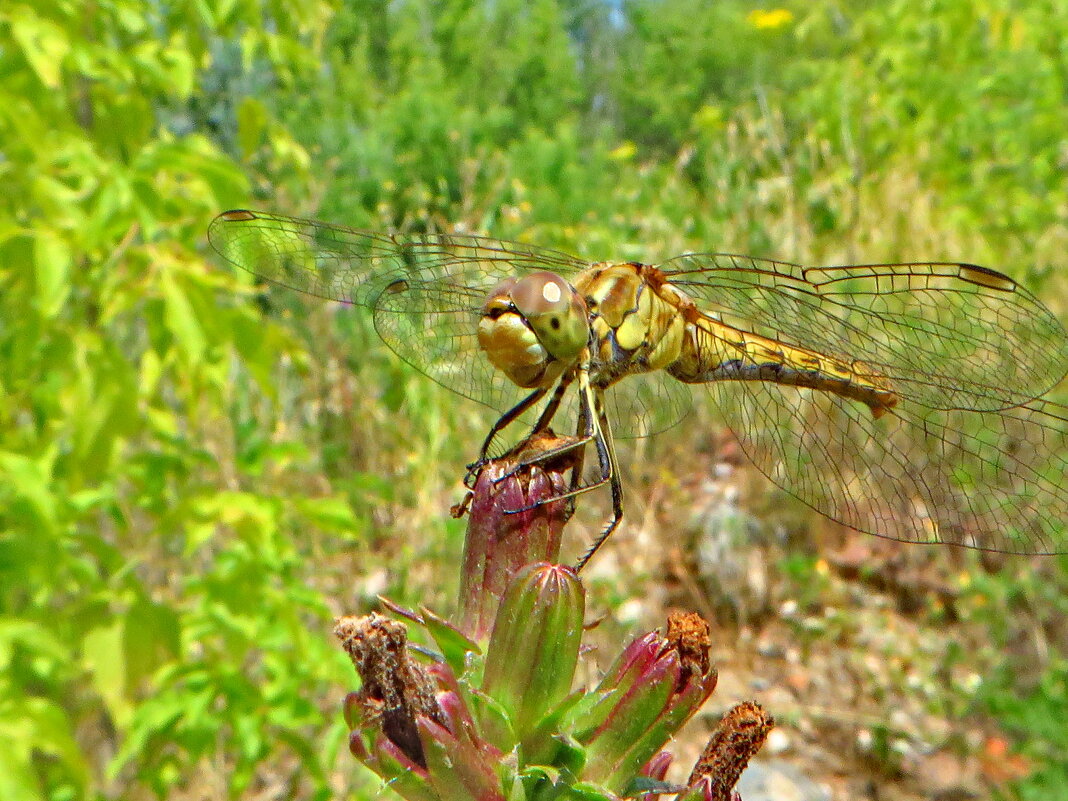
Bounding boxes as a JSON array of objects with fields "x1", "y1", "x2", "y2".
[
  {"x1": 692, "y1": 104, "x2": 724, "y2": 133},
  {"x1": 609, "y1": 141, "x2": 637, "y2": 161},
  {"x1": 747, "y1": 8, "x2": 793, "y2": 30}
]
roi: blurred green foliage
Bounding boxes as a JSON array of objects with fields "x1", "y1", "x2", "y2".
[{"x1": 0, "y1": 0, "x2": 1065, "y2": 799}]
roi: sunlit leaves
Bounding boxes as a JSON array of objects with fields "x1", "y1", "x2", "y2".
[
  {"x1": 237, "y1": 96, "x2": 269, "y2": 155},
  {"x1": 0, "y1": 0, "x2": 358, "y2": 799},
  {"x1": 6, "y1": 5, "x2": 70, "y2": 88}
]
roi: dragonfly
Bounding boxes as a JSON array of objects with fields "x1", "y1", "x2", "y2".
[{"x1": 208, "y1": 209, "x2": 1068, "y2": 569}]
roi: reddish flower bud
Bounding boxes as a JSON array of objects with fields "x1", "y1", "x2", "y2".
[
  {"x1": 456, "y1": 432, "x2": 578, "y2": 638},
  {"x1": 573, "y1": 613, "x2": 718, "y2": 795}
]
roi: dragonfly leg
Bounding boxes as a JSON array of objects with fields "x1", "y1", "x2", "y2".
[
  {"x1": 480, "y1": 376, "x2": 578, "y2": 487},
  {"x1": 466, "y1": 373, "x2": 580, "y2": 487},
  {"x1": 465, "y1": 386, "x2": 549, "y2": 487},
  {"x1": 561, "y1": 394, "x2": 590, "y2": 521},
  {"x1": 573, "y1": 400, "x2": 623, "y2": 572},
  {"x1": 494, "y1": 431, "x2": 591, "y2": 476},
  {"x1": 499, "y1": 368, "x2": 598, "y2": 486},
  {"x1": 504, "y1": 376, "x2": 623, "y2": 572},
  {"x1": 531, "y1": 374, "x2": 574, "y2": 434}
]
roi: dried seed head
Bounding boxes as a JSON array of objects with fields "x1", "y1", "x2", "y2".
[
  {"x1": 334, "y1": 613, "x2": 445, "y2": 767},
  {"x1": 687, "y1": 701, "x2": 775, "y2": 800},
  {"x1": 665, "y1": 610, "x2": 713, "y2": 683}
]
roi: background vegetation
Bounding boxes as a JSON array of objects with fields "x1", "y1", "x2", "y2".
[{"x1": 1, "y1": 0, "x2": 1066, "y2": 799}]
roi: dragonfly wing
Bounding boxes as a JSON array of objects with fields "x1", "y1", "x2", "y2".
[
  {"x1": 661, "y1": 254, "x2": 1068, "y2": 412},
  {"x1": 209, "y1": 210, "x2": 591, "y2": 413},
  {"x1": 704, "y1": 378, "x2": 1068, "y2": 554},
  {"x1": 556, "y1": 370, "x2": 693, "y2": 440},
  {"x1": 370, "y1": 279, "x2": 529, "y2": 416},
  {"x1": 208, "y1": 210, "x2": 590, "y2": 304}
]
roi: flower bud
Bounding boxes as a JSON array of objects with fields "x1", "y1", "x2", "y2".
[
  {"x1": 456, "y1": 432, "x2": 577, "y2": 638},
  {"x1": 481, "y1": 563, "x2": 585, "y2": 743},
  {"x1": 574, "y1": 612, "x2": 718, "y2": 795}
]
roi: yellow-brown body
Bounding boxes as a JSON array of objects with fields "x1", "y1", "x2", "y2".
[{"x1": 575, "y1": 262, "x2": 898, "y2": 417}]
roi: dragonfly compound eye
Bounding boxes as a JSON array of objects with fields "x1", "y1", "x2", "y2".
[
  {"x1": 510, "y1": 272, "x2": 590, "y2": 362},
  {"x1": 478, "y1": 277, "x2": 551, "y2": 388},
  {"x1": 477, "y1": 272, "x2": 589, "y2": 389}
]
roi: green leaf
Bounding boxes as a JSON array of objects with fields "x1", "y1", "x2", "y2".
[
  {"x1": 420, "y1": 606, "x2": 479, "y2": 676},
  {"x1": 123, "y1": 599, "x2": 182, "y2": 693},
  {"x1": 162, "y1": 38, "x2": 196, "y2": 98},
  {"x1": 32, "y1": 231, "x2": 71, "y2": 318},
  {"x1": 72, "y1": 345, "x2": 139, "y2": 476},
  {"x1": 463, "y1": 688, "x2": 514, "y2": 757},
  {"x1": 0, "y1": 450, "x2": 58, "y2": 532},
  {"x1": 237, "y1": 96, "x2": 268, "y2": 155},
  {"x1": 0, "y1": 619, "x2": 69, "y2": 669},
  {"x1": 109, "y1": 697, "x2": 185, "y2": 777},
  {"x1": 160, "y1": 269, "x2": 207, "y2": 362},
  {"x1": 83, "y1": 622, "x2": 132, "y2": 729},
  {"x1": 0, "y1": 746, "x2": 43, "y2": 801},
  {"x1": 292, "y1": 495, "x2": 359, "y2": 532},
  {"x1": 1, "y1": 698, "x2": 90, "y2": 787},
  {"x1": 8, "y1": 6, "x2": 70, "y2": 89}
]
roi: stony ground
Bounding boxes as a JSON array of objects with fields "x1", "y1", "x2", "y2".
[{"x1": 573, "y1": 430, "x2": 1047, "y2": 801}]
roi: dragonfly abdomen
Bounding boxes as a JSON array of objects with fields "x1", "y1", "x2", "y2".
[
  {"x1": 576, "y1": 262, "x2": 899, "y2": 418},
  {"x1": 675, "y1": 358, "x2": 898, "y2": 417},
  {"x1": 667, "y1": 316, "x2": 899, "y2": 418}
]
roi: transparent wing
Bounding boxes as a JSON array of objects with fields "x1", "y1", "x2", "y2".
[
  {"x1": 661, "y1": 254, "x2": 1068, "y2": 412},
  {"x1": 706, "y1": 378, "x2": 1068, "y2": 554},
  {"x1": 209, "y1": 209, "x2": 589, "y2": 414},
  {"x1": 569, "y1": 369, "x2": 693, "y2": 439},
  {"x1": 207, "y1": 209, "x2": 590, "y2": 306},
  {"x1": 208, "y1": 210, "x2": 695, "y2": 434}
]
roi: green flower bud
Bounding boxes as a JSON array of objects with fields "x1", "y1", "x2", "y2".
[{"x1": 481, "y1": 563, "x2": 585, "y2": 744}]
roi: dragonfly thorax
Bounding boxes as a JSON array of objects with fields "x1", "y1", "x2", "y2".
[{"x1": 477, "y1": 271, "x2": 590, "y2": 389}]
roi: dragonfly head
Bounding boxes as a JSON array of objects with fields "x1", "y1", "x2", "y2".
[{"x1": 478, "y1": 272, "x2": 589, "y2": 388}]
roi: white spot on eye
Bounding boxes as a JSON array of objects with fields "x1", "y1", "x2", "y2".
[{"x1": 542, "y1": 281, "x2": 562, "y2": 303}]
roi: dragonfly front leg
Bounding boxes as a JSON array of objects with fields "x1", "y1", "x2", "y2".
[
  {"x1": 477, "y1": 376, "x2": 576, "y2": 486},
  {"x1": 464, "y1": 386, "x2": 549, "y2": 488},
  {"x1": 573, "y1": 398, "x2": 623, "y2": 571},
  {"x1": 504, "y1": 372, "x2": 622, "y2": 571},
  {"x1": 499, "y1": 368, "x2": 600, "y2": 484}
]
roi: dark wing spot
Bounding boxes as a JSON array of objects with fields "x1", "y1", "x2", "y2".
[
  {"x1": 550, "y1": 317, "x2": 561, "y2": 330},
  {"x1": 219, "y1": 209, "x2": 257, "y2": 222},
  {"x1": 958, "y1": 263, "x2": 1016, "y2": 292}
]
